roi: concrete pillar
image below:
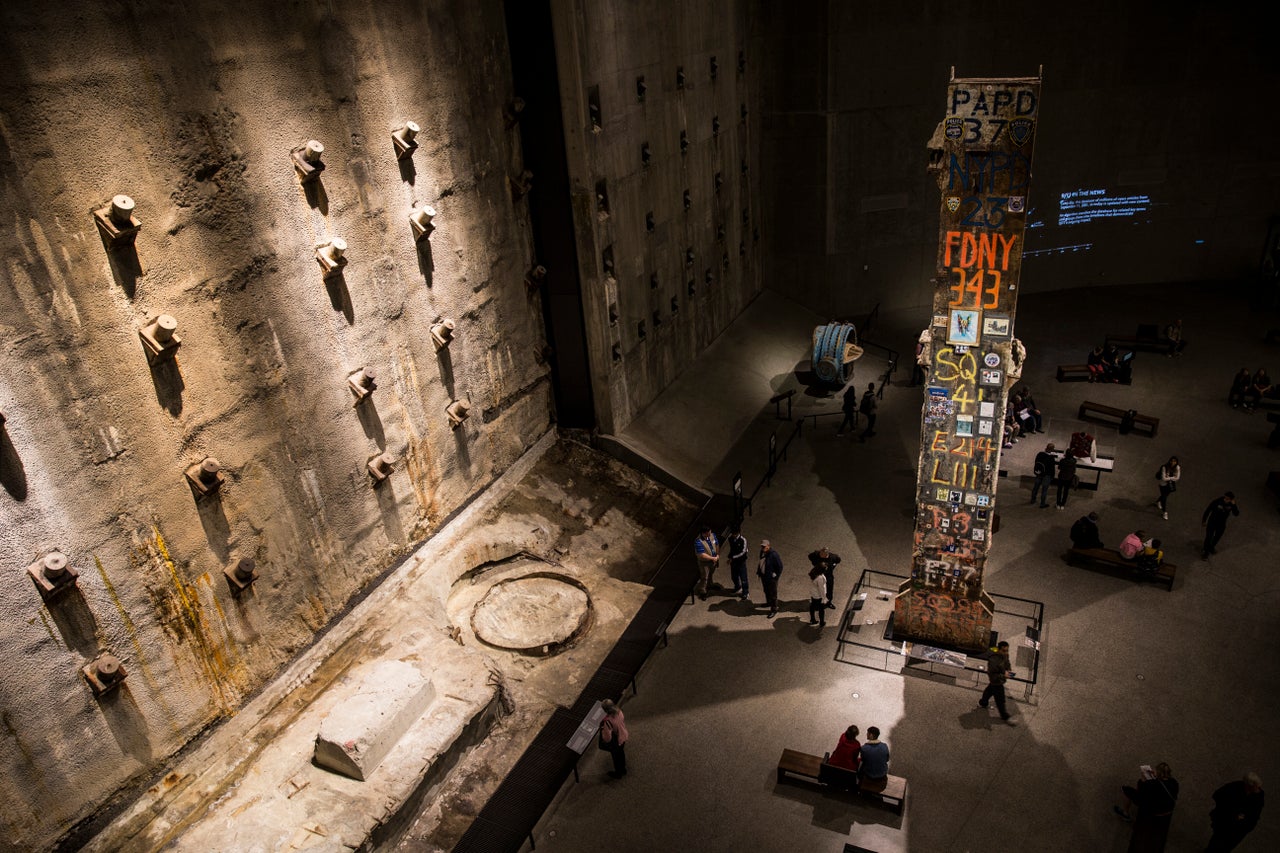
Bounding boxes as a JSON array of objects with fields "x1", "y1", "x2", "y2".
[{"x1": 893, "y1": 70, "x2": 1042, "y2": 651}]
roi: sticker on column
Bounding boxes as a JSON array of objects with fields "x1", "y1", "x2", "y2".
[
  {"x1": 982, "y1": 314, "x2": 1011, "y2": 338},
  {"x1": 948, "y1": 309, "x2": 980, "y2": 346},
  {"x1": 980, "y1": 368, "x2": 1002, "y2": 385},
  {"x1": 978, "y1": 419, "x2": 994, "y2": 436}
]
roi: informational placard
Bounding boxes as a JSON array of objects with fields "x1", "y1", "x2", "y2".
[{"x1": 895, "y1": 69, "x2": 1042, "y2": 651}]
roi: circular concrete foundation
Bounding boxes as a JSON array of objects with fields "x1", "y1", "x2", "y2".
[{"x1": 470, "y1": 572, "x2": 591, "y2": 656}]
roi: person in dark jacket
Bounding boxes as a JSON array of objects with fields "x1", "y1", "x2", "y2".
[
  {"x1": 1206, "y1": 771, "x2": 1264, "y2": 852},
  {"x1": 726, "y1": 526, "x2": 750, "y2": 599},
  {"x1": 1070, "y1": 512, "x2": 1104, "y2": 549},
  {"x1": 828, "y1": 725, "x2": 861, "y2": 772},
  {"x1": 1030, "y1": 443, "x2": 1057, "y2": 508},
  {"x1": 757, "y1": 539, "x2": 784, "y2": 618},
  {"x1": 836, "y1": 384, "x2": 858, "y2": 436},
  {"x1": 1056, "y1": 453, "x2": 1078, "y2": 510},
  {"x1": 1202, "y1": 492, "x2": 1240, "y2": 557},
  {"x1": 978, "y1": 641, "x2": 1016, "y2": 724},
  {"x1": 858, "y1": 383, "x2": 878, "y2": 441},
  {"x1": 1228, "y1": 368, "x2": 1252, "y2": 408},
  {"x1": 808, "y1": 547, "x2": 841, "y2": 610},
  {"x1": 1114, "y1": 762, "x2": 1179, "y2": 852}
]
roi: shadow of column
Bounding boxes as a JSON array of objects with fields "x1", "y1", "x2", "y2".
[
  {"x1": 106, "y1": 245, "x2": 144, "y2": 298},
  {"x1": 302, "y1": 179, "x2": 329, "y2": 214},
  {"x1": 416, "y1": 239, "x2": 434, "y2": 287},
  {"x1": 195, "y1": 494, "x2": 232, "y2": 560},
  {"x1": 356, "y1": 399, "x2": 386, "y2": 449},
  {"x1": 453, "y1": 424, "x2": 472, "y2": 477},
  {"x1": 324, "y1": 273, "x2": 355, "y2": 325},
  {"x1": 437, "y1": 346, "x2": 456, "y2": 398},
  {"x1": 375, "y1": 480, "x2": 406, "y2": 546},
  {"x1": 398, "y1": 156, "x2": 416, "y2": 185},
  {"x1": 1, "y1": 428, "x2": 27, "y2": 500},
  {"x1": 149, "y1": 359, "x2": 186, "y2": 416},
  {"x1": 45, "y1": 590, "x2": 100, "y2": 657},
  {"x1": 98, "y1": 685, "x2": 154, "y2": 765}
]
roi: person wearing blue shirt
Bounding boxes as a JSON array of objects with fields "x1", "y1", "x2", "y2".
[{"x1": 859, "y1": 727, "x2": 890, "y2": 790}]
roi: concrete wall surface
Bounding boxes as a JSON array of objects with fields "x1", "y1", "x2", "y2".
[
  {"x1": 552, "y1": 0, "x2": 763, "y2": 434},
  {"x1": 0, "y1": 2, "x2": 552, "y2": 848},
  {"x1": 762, "y1": 0, "x2": 1280, "y2": 319}
]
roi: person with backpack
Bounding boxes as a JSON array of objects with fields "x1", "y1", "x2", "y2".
[
  {"x1": 858, "y1": 383, "x2": 878, "y2": 442},
  {"x1": 1030, "y1": 443, "x2": 1057, "y2": 508}
]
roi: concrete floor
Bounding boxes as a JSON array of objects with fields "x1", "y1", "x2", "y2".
[{"x1": 531, "y1": 283, "x2": 1280, "y2": 853}]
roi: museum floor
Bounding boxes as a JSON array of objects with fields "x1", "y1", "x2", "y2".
[{"x1": 528, "y1": 281, "x2": 1280, "y2": 853}]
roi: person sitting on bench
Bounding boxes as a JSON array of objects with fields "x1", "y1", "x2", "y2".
[
  {"x1": 1070, "y1": 512, "x2": 1104, "y2": 549},
  {"x1": 1244, "y1": 368, "x2": 1272, "y2": 412},
  {"x1": 1119, "y1": 530, "x2": 1149, "y2": 560},
  {"x1": 1013, "y1": 388, "x2": 1044, "y2": 434},
  {"x1": 1229, "y1": 367, "x2": 1253, "y2": 409},
  {"x1": 1102, "y1": 344, "x2": 1124, "y2": 383},
  {"x1": 1087, "y1": 345, "x2": 1107, "y2": 381},
  {"x1": 859, "y1": 727, "x2": 890, "y2": 791},
  {"x1": 828, "y1": 724, "x2": 861, "y2": 772},
  {"x1": 1136, "y1": 539, "x2": 1164, "y2": 574}
]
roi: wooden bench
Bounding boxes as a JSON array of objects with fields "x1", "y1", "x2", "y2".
[
  {"x1": 1057, "y1": 363, "x2": 1132, "y2": 384},
  {"x1": 776, "y1": 748, "x2": 907, "y2": 815},
  {"x1": 1056, "y1": 364, "x2": 1092, "y2": 382},
  {"x1": 1105, "y1": 326, "x2": 1185, "y2": 355},
  {"x1": 1077, "y1": 401, "x2": 1159, "y2": 437},
  {"x1": 1066, "y1": 548, "x2": 1176, "y2": 591}
]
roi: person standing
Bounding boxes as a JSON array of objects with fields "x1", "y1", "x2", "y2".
[
  {"x1": 1056, "y1": 452, "x2": 1078, "y2": 510},
  {"x1": 1206, "y1": 772, "x2": 1264, "y2": 852},
  {"x1": 978, "y1": 641, "x2": 1016, "y2": 724},
  {"x1": 828, "y1": 725, "x2": 861, "y2": 772},
  {"x1": 859, "y1": 727, "x2": 890, "y2": 790},
  {"x1": 1114, "y1": 762, "x2": 1179, "y2": 851},
  {"x1": 757, "y1": 539, "x2": 783, "y2": 618},
  {"x1": 807, "y1": 566, "x2": 827, "y2": 626},
  {"x1": 858, "y1": 383, "x2": 878, "y2": 441},
  {"x1": 1228, "y1": 368, "x2": 1252, "y2": 409},
  {"x1": 693, "y1": 525, "x2": 719, "y2": 600},
  {"x1": 836, "y1": 384, "x2": 858, "y2": 436},
  {"x1": 1164, "y1": 319, "x2": 1186, "y2": 356},
  {"x1": 1202, "y1": 492, "x2": 1240, "y2": 558},
  {"x1": 1155, "y1": 457, "x2": 1181, "y2": 520},
  {"x1": 808, "y1": 547, "x2": 841, "y2": 610},
  {"x1": 726, "y1": 526, "x2": 750, "y2": 600},
  {"x1": 597, "y1": 699, "x2": 629, "y2": 779},
  {"x1": 1030, "y1": 442, "x2": 1057, "y2": 508}
]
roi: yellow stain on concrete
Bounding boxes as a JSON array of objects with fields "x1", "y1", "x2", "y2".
[
  {"x1": 95, "y1": 553, "x2": 182, "y2": 731},
  {"x1": 151, "y1": 527, "x2": 249, "y2": 713}
]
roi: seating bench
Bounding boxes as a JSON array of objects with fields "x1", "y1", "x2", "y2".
[
  {"x1": 1056, "y1": 364, "x2": 1092, "y2": 382},
  {"x1": 1057, "y1": 363, "x2": 1132, "y2": 384},
  {"x1": 1078, "y1": 400, "x2": 1159, "y2": 437},
  {"x1": 1105, "y1": 334, "x2": 1179, "y2": 354},
  {"x1": 776, "y1": 748, "x2": 907, "y2": 815},
  {"x1": 1066, "y1": 548, "x2": 1176, "y2": 591}
]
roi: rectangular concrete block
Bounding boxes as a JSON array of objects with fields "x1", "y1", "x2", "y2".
[{"x1": 314, "y1": 660, "x2": 436, "y2": 781}]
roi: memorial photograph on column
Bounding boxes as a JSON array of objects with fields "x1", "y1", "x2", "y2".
[{"x1": 894, "y1": 70, "x2": 1041, "y2": 650}]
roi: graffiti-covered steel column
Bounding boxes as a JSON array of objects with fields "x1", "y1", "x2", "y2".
[{"x1": 893, "y1": 69, "x2": 1041, "y2": 651}]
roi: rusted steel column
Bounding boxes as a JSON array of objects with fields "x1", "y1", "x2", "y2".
[{"x1": 893, "y1": 70, "x2": 1042, "y2": 651}]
